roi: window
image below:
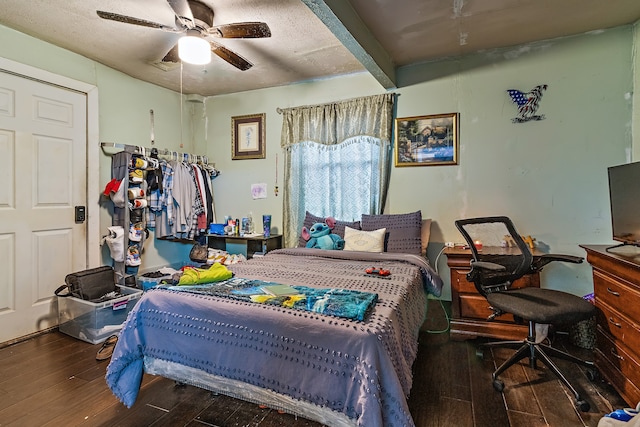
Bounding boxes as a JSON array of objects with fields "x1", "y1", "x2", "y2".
[
  {"x1": 280, "y1": 94, "x2": 394, "y2": 246},
  {"x1": 290, "y1": 136, "x2": 384, "y2": 222}
]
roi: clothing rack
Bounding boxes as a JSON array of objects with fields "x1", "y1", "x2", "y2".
[
  {"x1": 100, "y1": 142, "x2": 212, "y2": 166},
  {"x1": 102, "y1": 142, "x2": 219, "y2": 283}
]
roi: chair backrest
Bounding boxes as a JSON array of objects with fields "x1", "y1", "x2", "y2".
[{"x1": 454, "y1": 216, "x2": 534, "y2": 295}]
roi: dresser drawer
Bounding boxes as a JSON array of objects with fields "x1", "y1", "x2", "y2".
[
  {"x1": 593, "y1": 270, "x2": 640, "y2": 322},
  {"x1": 597, "y1": 328, "x2": 640, "y2": 389},
  {"x1": 460, "y1": 294, "x2": 517, "y2": 322},
  {"x1": 596, "y1": 301, "x2": 640, "y2": 355},
  {"x1": 582, "y1": 245, "x2": 640, "y2": 406},
  {"x1": 596, "y1": 347, "x2": 640, "y2": 407}
]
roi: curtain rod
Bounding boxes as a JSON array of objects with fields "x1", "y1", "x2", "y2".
[
  {"x1": 100, "y1": 141, "x2": 211, "y2": 165},
  {"x1": 276, "y1": 92, "x2": 396, "y2": 114}
]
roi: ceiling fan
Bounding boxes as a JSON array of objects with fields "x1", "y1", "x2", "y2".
[{"x1": 96, "y1": 0, "x2": 271, "y2": 71}]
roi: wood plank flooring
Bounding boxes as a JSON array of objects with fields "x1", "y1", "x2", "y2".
[{"x1": 0, "y1": 299, "x2": 628, "y2": 427}]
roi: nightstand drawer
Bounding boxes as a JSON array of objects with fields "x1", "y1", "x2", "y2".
[
  {"x1": 451, "y1": 269, "x2": 477, "y2": 293},
  {"x1": 445, "y1": 247, "x2": 541, "y2": 340},
  {"x1": 460, "y1": 294, "x2": 517, "y2": 323},
  {"x1": 452, "y1": 269, "x2": 538, "y2": 294}
]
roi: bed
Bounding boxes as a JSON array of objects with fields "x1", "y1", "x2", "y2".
[{"x1": 106, "y1": 214, "x2": 443, "y2": 427}]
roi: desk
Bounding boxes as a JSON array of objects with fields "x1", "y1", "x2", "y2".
[
  {"x1": 207, "y1": 234, "x2": 282, "y2": 259},
  {"x1": 444, "y1": 246, "x2": 541, "y2": 341},
  {"x1": 581, "y1": 244, "x2": 640, "y2": 406}
]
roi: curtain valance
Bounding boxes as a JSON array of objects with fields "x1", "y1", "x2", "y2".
[{"x1": 279, "y1": 93, "x2": 394, "y2": 149}]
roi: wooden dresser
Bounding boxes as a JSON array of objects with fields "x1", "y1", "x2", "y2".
[
  {"x1": 581, "y1": 244, "x2": 640, "y2": 406},
  {"x1": 444, "y1": 247, "x2": 541, "y2": 341}
]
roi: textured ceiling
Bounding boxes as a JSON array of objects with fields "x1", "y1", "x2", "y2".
[{"x1": 0, "y1": 0, "x2": 639, "y2": 96}]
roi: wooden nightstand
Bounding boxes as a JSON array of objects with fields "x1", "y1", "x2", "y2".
[
  {"x1": 207, "y1": 234, "x2": 282, "y2": 259},
  {"x1": 444, "y1": 246, "x2": 541, "y2": 341}
]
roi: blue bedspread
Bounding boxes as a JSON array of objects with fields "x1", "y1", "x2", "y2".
[{"x1": 106, "y1": 248, "x2": 443, "y2": 427}]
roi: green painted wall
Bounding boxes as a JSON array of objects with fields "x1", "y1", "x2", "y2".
[
  {"x1": 200, "y1": 73, "x2": 384, "y2": 242},
  {"x1": 204, "y1": 26, "x2": 634, "y2": 300},
  {"x1": 0, "y1": 24, "x2": 195, "y2": 271},
  {"x1": 1, "y1": 22, "x2": 635, "y2": 300}
]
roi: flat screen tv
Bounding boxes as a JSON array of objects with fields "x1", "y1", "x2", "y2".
[{"x1": 608, "y1": 161, "x2": 640, "y2": 247}]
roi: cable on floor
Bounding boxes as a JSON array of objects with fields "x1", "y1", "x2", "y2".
[
  {"x1": 423, "y1": 245, "x2": 451, "y2": 334},
  {"x1": 424, "y1": 296, "x2": 450, "y2": 334}
]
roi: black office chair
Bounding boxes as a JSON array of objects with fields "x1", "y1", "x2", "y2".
[{"x1": 454, "y1": 216, "x2": 596, "y2": 412}]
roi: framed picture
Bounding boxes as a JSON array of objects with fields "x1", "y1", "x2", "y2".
[
  {"x1": 394, "y1": 112, "x2": 459, "y2": 166},
  {"x1": 232, "y1": 113, "x2": 266, "y2": 160}
]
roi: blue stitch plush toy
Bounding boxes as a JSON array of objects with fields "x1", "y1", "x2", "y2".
[{"x1": 301, "y1": 217, "x2": 345, "y2": 250}]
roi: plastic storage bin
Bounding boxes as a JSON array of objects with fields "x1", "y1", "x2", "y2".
[
  {"x1": 57, "y1": 285, "x2": 143, "y2": 344},
  {"x1": 137, "y1": 275, "x2": 171, "y2": 291}
]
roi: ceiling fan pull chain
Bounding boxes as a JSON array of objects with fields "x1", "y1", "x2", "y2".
[{"x1": 274, "y1": 153, "x2": 279, "y2": 196}]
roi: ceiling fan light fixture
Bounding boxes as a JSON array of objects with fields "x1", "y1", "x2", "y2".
[{"x1": 178, "y1": 35, "x2": 211, "y2": 65}]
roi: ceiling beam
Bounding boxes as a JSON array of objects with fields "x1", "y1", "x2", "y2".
[{"x1": 301, "y1": 0, "x2": 396, "y2": 89}]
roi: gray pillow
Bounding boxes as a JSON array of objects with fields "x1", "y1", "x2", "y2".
[
  {"x1": 361, "y1": 210, "x2": 423, "y2": 255},
  {"x1": 298, "y1": 211, "x2": 361, "y2": 247}
]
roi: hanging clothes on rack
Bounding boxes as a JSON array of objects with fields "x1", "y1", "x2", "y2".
[
  {"x1": 149, "y1": 158, "x2": 173, "y2": 233},
  {"x1": 196, "y1": 164, "x2": 215, "y2": 225},
  {"x1": 172, "y1": 159, "x2": 197, "y2": 240},
  {"x1": 148, "y1": 158, "x2": 217, "y2": 241},
  {"x1": 101, "y1": 141, "x2": 220, "y2": 254}
]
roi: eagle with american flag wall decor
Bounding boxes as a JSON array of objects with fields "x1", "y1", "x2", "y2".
[{"x1": 507, "y1": 84, "x2": 548, "y2": 123}]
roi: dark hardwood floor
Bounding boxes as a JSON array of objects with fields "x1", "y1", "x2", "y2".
[{"x1": 0, "y1": 299, "x2": 627, "y2": 427}]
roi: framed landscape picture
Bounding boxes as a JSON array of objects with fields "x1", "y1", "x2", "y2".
[
  {"x1": 394, "y1": 112, "x2": 459, "y2": 166},
  {"x1": 232, "y1": 113, "x2": 266, "y2": 160}
]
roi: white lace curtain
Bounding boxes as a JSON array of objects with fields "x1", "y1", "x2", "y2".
[{"x1": 279, "y1": 93, "x2": 395, "y2": 247}]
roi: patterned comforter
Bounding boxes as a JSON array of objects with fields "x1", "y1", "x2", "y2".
[{"x1": 106, "y1": 248, "x2": 443, "y2": 427}]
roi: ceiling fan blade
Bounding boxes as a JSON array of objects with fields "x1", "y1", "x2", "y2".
[
  {"x1": 209, "y1": 40, "x2": 253, "y2": 71},
  {"x1": 166, "y1": 0, "x2": 194, "y2": 26},
  {"x1": 97, "y1": 11, "x2": 181, "y2": 33},
  {"x1": 208, "y1": 22, "x2": 271, "y2": 38},
  {"x1": 161, "y1": 40, "x2": 252, "y2": 71},
  {"x1": 161, "y1": 44, "x2": 180, "y2": 63}
]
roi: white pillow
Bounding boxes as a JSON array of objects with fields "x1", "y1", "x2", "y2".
[{"x1": 343, "y1": 226, "x2": 386, "y2": 252}]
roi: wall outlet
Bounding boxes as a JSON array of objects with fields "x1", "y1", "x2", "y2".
[{"x1": 445, "y1": 242, "x2": 455, "y2": 248}]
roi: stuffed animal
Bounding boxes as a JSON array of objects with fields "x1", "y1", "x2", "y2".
[
  {"x1": 301, "y1": 217, "x2": 345, "y2": 250},
  {"x1": 503, "y1": 235, "x2": 517, "y2": 247},
  {"x1": 522, "y1": 235, "x2": 537, "y2": 250}
]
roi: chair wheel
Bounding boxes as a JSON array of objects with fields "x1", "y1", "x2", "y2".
[
  {"x1": 586, "y1": 368, "x2": 599, "y2": 381},
  {"x1": 493, "y1": 379, "x2": 505, "y2": 392},
  {"x1": 576, "y1": 400, "x2": 590, "y2": 412}
]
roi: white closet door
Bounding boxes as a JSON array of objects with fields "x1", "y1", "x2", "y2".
[{"x1": 0, "y1": 71, "x2": 87, "y2": 343}]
